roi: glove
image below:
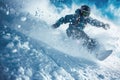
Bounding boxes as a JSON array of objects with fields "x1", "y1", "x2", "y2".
[
  {"x1": 103, "y1": 24, "x2": 110, "y2": 30},
  {"x1": 51, "y1": 24, "x2": 59, "y2": 29}
]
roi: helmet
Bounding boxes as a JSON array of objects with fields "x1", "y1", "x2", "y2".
[{"x1": 80, "y1": 5, "x2": 90, "y2": 17}]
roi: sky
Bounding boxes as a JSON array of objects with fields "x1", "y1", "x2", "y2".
[{"x1": 50, "y1": 0, "x2": 120, "y2": 25}]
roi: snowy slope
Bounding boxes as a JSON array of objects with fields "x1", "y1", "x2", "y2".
[
  {"x1": 1, "y1": 24, "x2": 120, "y2": 80},
  {"x1": 0, "y1": 0, "x2": 120, "y2": 80}
]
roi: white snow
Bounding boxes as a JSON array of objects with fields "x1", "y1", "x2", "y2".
[
  {"x1": 18, "y1": 25, "x2": 21, "y2": 28},
  {"x1": 6, "y1": 42, "x2": 14, "y2": 48},
  {"x1": 6, "y1": 11, "x2": 9, "y2": 15},
  {"x1": 20, "y1": 17, "x2": 27, "y2": 22},
  {"x1": 53, "y1": 67, "x2": 74, "y2": 80},
  {"x1": 13, "y1": 0, "x2": 120, "y2": 64},
  {"x1": 18, "y1": 41, "x2": 30, "y2": 50},
  {"x1": 6, "y1": 0, "x2": 120, "y2": 80},
  {"x1": 12, "y1": 49, "x2": 18, "y2": 53},
  {"x1": 3, "y1": 33, "x2": 11, "y2": 39},
  {"x1": 25, "y1": 68, "x2": 32, "y2": 77},
  {"x1": 18, "y1": 67, "x2": 25, "y2": 75}
]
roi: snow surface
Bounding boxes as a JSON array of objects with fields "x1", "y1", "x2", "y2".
[{"x1": 0, "y1": 0, "x2": 120, "y2": 80}]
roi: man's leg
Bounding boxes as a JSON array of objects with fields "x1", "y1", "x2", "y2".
[
  {"x1": 79, "y1": 31, "x2": 98, "y2": 50},
  {"x1": 66, "y1": 29, "x2": 98, "y2": 50}
]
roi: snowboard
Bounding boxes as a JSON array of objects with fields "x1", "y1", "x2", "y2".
[
  {"x1": 96, "y1": 50, "x2": 113, "y2": 61},
  {"x1": 84, "y1": 39, "x2": 113, "y2": 61}
]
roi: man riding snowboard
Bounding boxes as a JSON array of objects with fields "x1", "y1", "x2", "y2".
[{"x1": 52, "y1": 5, "x2": 110, "y2": 50}]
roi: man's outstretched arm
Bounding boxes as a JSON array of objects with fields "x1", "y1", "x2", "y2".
[
  {"x1": 52, "y1": 14, "x2": 74, "y2": 28},
  {"x1": 86, "y1": 17, "x2": 110, "y2": 30}
]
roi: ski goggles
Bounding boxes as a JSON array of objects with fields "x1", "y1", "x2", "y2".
[{"x1": 81, "y1": 10, "x2": 90, "y2": 17}]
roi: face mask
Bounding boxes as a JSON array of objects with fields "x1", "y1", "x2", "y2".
[{"x1": 82, "y1": 10, "x2": 90, "y2": 17}]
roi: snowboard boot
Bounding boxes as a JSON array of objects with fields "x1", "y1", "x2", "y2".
[{"x1": 84, "y1": 38, "x2": 97, "y2": 51}]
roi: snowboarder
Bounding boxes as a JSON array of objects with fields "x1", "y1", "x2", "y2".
[{"x1": 52, "y1": 5, "x2": 110, "y2": 49}]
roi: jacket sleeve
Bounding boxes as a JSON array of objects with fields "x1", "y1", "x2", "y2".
[
  {"x1": 86, "y1": 17, "x2": 106, "y2": 28},
  {"x1": 54, "y1": 14, "x2": 74, "y2": 28}
]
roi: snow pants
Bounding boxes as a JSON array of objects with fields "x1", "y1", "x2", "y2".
[{"x1": 66, "y1": 27, "x2": 97, "y2": 50}]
